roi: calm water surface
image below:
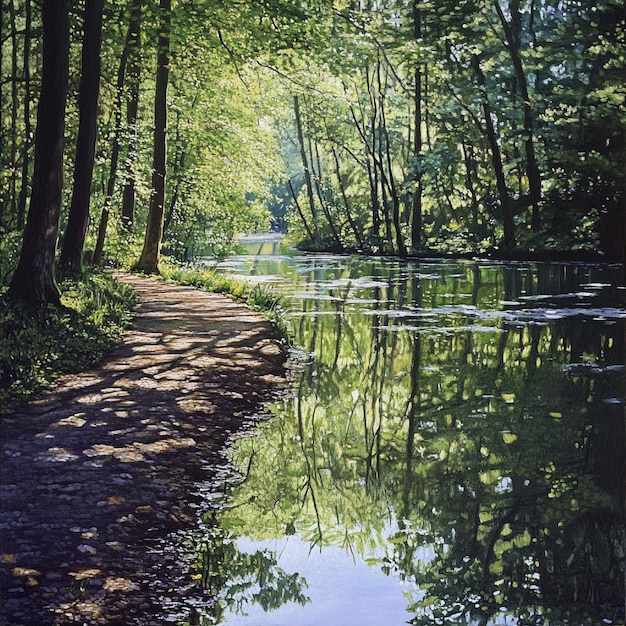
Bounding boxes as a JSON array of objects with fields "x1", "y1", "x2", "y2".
[{"x1": 192, "y1": 237, "x2": 625, "y2": 626}]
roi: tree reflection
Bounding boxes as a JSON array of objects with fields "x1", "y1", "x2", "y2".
[
  {"x1": 204, "y1": 261, "x2": 625, "y2": 624},
  {"x1": 182, "y1": 522, "x2": 310, "y2": 624}
]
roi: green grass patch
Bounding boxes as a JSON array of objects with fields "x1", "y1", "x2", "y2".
[
  {"x1": 0, "y1": 270, "x2": 138, "y2": 413},
  {"x1": 160, "y1": 263, "x2": 291, "y2": 342}
]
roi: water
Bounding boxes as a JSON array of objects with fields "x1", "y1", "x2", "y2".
[{"x1": 193, "y1": 236, "x2": 625, "y2": 625}]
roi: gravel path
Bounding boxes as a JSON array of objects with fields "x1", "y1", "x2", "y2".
[{"x1": 0, "y1": 273, "x2": 288, "y2": 625}]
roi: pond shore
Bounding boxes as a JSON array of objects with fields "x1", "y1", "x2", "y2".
[{"x1": 0, "y1": 273, "x2": 288, "y2": 626}]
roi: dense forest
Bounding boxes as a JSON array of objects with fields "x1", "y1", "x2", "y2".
[{"x1": 0, "y1": 0, "x2": 624, "y2": 306}]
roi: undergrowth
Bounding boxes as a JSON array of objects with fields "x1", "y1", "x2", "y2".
[
  {"x1": 160, "y1": 263, "x2": 291, "y2": 342},
  {"x1": 0, "y1": 271, "x2": 138, "y2": 413}
]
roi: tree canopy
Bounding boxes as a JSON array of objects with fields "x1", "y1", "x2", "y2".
[{"x1": 0, "y1": 0, "x2": 623, "y2": 303}]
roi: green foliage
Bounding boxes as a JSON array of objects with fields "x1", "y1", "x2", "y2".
[{"x1": 0, "y1": 271, "x2": 137, "y2": 413}]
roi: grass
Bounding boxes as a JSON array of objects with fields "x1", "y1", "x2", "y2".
[{"x1": 0, "y1": 270, "x2": 138, "y2": 413}]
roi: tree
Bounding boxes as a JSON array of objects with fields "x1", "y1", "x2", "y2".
[
  {"x1": 493, "y1": 0, "x2": 541, "y2": 233},
  {"x1": 121, "y1": 0, "x2": 143, "y2": 231},
  {"x1": 7, "y1": 0, "x2": 69, "y2": 306},
  {"x1": 92, "y1": 0, "x2": 143, "y2": 266},
  {"x1": 134, "y1": 0, "x2": 170, "y2": 274},
  {"x1": 59, "y1": 0, "x2": 104, "y2": 271},
  {"x1": 471, "y1": 53, "x2": 516, "y2": 250},
  {"x1": 410, "y1": 0, "x2": 424, "y2": 251}
]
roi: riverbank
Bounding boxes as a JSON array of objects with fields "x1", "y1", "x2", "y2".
[{"x1": 0, "y1": 273, "x2": 288, "y2": 625}]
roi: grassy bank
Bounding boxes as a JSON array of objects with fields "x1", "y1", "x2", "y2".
[{"x1": 0, "y1": 271, "x2": 138, "y2": 413}]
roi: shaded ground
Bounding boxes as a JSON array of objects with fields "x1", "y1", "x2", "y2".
[{"x1": 0, "y1": 272, "x2": 288, "y2": 625}]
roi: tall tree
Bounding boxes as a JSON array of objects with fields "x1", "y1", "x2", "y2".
[
  {"x1": 494, "y1": 0, "x2": 541, "y2": 233},
  {"x1": 7, "y1": 0, "x2": 69, "y2": 306},
  {"x1": 60, "y1": 0, "x2": 104, "y2": 271},
  {"x1": 294, "y1": 95, "x2": 319, "y2": 242},
  {"x1": 471, "y1": 53, "x2": 516, "y2": 250},
  {"x1": 410, "y1": 0, "x2": 423, "y2": 251},
  {"x1": 121, "y1": 0, "x2": 143, "y2": 231},
  {"x1": 92, "y1": 0, "x2": 142, "y2": 266},
  {"x1": 135, "y1": 0, "x2": 170, "y2": 273},
  {"x1": 16, "y1": 0, "x2": 33, "y2": 229}
]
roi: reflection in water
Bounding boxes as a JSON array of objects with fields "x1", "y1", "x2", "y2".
[{"x1": 192, "y1": 238, "x2": 625, "y2": 625}]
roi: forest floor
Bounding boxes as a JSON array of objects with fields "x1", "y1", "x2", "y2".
[{"x1": 0, "y1": 272, "x2": 289, "y2": 626}]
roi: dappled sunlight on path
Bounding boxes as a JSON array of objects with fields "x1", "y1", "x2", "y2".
[{"x1": 0, "y1": 272, "x2": 287, "y2": 626}]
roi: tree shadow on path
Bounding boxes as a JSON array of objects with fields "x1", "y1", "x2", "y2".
[{"x1": 0, "y1": 272, "x2": 288, "y2": 625}]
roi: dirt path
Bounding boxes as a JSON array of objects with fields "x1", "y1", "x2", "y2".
[{"x1": 0, "y1": 273, "x2": 288, "y2": 625}]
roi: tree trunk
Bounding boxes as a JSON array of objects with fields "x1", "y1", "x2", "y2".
[
  {"x1": 135, "y1": 0, "x2": 170, "y2": 274},
  {"x1": 293, "y1": 95, "x2": 319, "y2": 241},
  {"x1": 92, "y1": 0, "x2": 142, "y2": 265},
  {"x1": 379, "y1": 90, "x2": 406, "y2": 256},
  {"x1": 461, "y1": 136, "x2": 480, "y2": 230},
  {"x1": 287, "y1": 178, "x2": 314, "y2": 241},
  {"x1": 494, "y1": 0, "x2": 541, "y2": 233},
  {"x1": 411, "y1": 0, "x2": 423, "y2": 251},
  {"x1": 0, "y1": 4, "x2": 3, "y2": 227},
  {"x1": 60, "y1": 0, "x2": 104, "y2": 271},
  {"x1": 163, "y1": 115, "x2": 186, "y2": 237},
  {"x1": 8, "y1": 0, "x2": 69, "y2": 306},
  {"x1": 9, "y1": 0, "x2": 19, "y2": 218},
  {"x1": 331, "y1": 146, "x2": 366, "y2": 250},
  {"x1": 472, "y1": 54, "x2": 516, "y2": 250},
  {"x1": 370, "y1": 65, "x2": 394, "y2": 250},
  {"x1": 17, "y1": 0, "x2": 32, "y2": 229},
  {"x1": 310, "y1": 137, "x2": 343, "y2": 249},
  {"x1": 121, "y1": 0, "x2": 142, "y2": 231}
]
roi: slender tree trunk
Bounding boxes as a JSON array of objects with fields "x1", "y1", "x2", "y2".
[
  {"x1": 93, "y1": 0, "x2": 142, "y2": 265},
  {"x1": 135, "y1": 0, "x2": 170, "y2": 274},
  {"x1": 461, "y1": 137, "x2": 480, "y2": 230},
  {"x1": 287, "y1": 178, "x2": 314, "y2": 241},
  {"x1": 472, "y1": 54, "x2": 516, "y2": 250},
  {"x1": 60, "y1": 0, "x2": 104, "y2": 271},
  {"x1": 331, "y1": 146, "x2": 366, "y2": 250},
  {"x1": 370, "y1": 65, "x2": 393, "y2": 250},
  {"x1": 293, "y1": 95, "x2": 318, "y2": 241},
  {"x1": 9, "y1": 0, "x2": 19, "y2": 218},
  {"x1": 310, "y1": 138, "x2": 343, "y2": 248},
  {"x1": 379, "y1": 79, "x2": 406, "y2": 256},
  {"x1": 494, "y1": 0, "x2": 541, "y2": 233},
  {"x1": 0, "y1": 5, "x2": 3, "y2": 225},
  {"x1": 121, "y1": 0, "x2": 142, "y2": 231},
  {"x1": 8, "y1": 0, "x2": 69, "y2": 306},
  {"x1": 163, "y1": 115, "x2": 186, "y2": 236},
  {"x1": 17, "y1": 0, "x2": 32, "y2": 229},
  {"x1": 411, "y1": 0, "x2": 423, "y2": 251}
]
